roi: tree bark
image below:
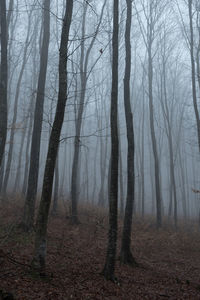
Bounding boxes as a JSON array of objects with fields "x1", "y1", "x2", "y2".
[
  {"x1": 22, "y1": 104, "x2": 34, "y2": 196},
  {"x1": 22, "y1": 0, "x2": 50, "y2": 231},
  {"x1": 159, "y1": 53, "x2": 178, "y2": 227},
  {"x1": 32, "y1": 0, "x2": 73, "y2": 274},
  {"x1": 147, "y1": 6, "x2": 162, "y2": 227},
  {"x1": 141, "y1": 74, "x2": 145, "y2": 218},
  {"x1": 119, "y1": 139, "x2": 124, "y2": 216},
  {"x1": 120, "y1": 0, "x2": 137, "y2": 266},
  {"x1": 51, "y1": 154, "x2": 59, "y2": 215},
  {"x1": 13, "y1": 110, "x2": 29, "y2": 194},
  {"x1": 0, "y1": 0, "x2": 8, "y2": 170},
  {"x1": 102, "y1": 0, "x2": 119, "y2": 281},
  {"x1": 188, "y1": 0, "x2": 200, "y2": 153}
]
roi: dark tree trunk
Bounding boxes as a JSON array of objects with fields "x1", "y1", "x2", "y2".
[
  {"x1": 120, "y1": 0, "x2": 137, "y2": 266},
  {"x1": 0, "y1": 0, "x2": 8, "y2": 170},
  {"x1": 168, "y1": 177, "x2": 173, "y2": 218},
  {"x1": 102, "y1": 0, "x2": 119, "y2": 281},
  {"x1": 92, "y1": 138, "x2": 98, "y2": 203},
  {"x1": 160, "y1": 57, "x2": 178, "y2": 227},
  {"x1": 178, "y1": 148, "x2": 187, "y2": 219},
  {"x1": 22, "y1": 106, "x2": 34, "y2": 196},
  {"x1": 59, "y1": 140, "x2": 67, "y2": 197},
  {"x1": 13, "y1": 111, "x2": 29, "y2": 194},
  {"x1": 22, "y1": 0, "x2": 50, "y2": 231},
  {"x1": 0, "y1": 156, "x2": 5, "y2": 192},
  {"x1": 148, "y1": 35, "x2": 162, "y2": 227},
  {"x1": 32, "y1": 0, "x2": 73, "y2": 274},
  {"x1": 141, "y1": 77, "x2": 145, "y2": 218},
  {"x1": 148, "y1": 56, "x2": 162, "y2": 228},
  {"x1": 98, "y1": 100, "x2": 109, "y2": 207},
  {"x1": 119, "y1": 140, "x2": 124, "y2": 216},
  {"x1": 51, "y1": 155, "x2": 59, "y2": 215},
  {"x1": 188, "y1": 0, "x2": 200, "y2": 153}
]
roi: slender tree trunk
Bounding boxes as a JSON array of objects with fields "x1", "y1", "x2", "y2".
[
  {"x1": 0, "y1": 0, "x2": 8, "y2": 170},
  {"x1": 22, "y1": 0, "x2": 50, "y2": 231},
  {"x1": 84, "y1": 150, "x2": 89, "y2": 201},
  {"x1": 13, "y1": 111, "x2": 29, "y2": 193},
  {"x1": 169, "y1": 131, "x2": 177, "y2": 227},
  {"x1": 92, "y1": 137, "x2": 98, "y2": 204},
  {"x1": 141, "y1": 77, "x2": 145, "y2": 218},
  {"x1": 70, "y1": 3, "x2": 88, "y2": 223},
  {"x1": 7, "y1": 0, "x2": 18, "y2": 91},
  {"x1": 168, "y1": 176, "x2": 173, "y2": 218},
  {"x1": 148, "y1": 46, "x2": 162, "y2": 228},
  {"x1": 98, "y1": 138, "x2": 106, "y2": 206},
  {"x1": 160, "y1": 61, "x2": 178, "y2": 227},
  {"x1": 22, "y1": 105, "x2": 34, "y2": 196},
  {"x1": 70, "y1": 1, "x2": 106, "y2": 223},
  {"x1": 0, "y1": 156, "x2": 5, "y2": 192},
  {"x1": 98, "y1": 97, "x2": 109, "y2": 207},
  {"x1": 51, "y1": 154, "x2": 59, "y2": 215},
  {"x1": 178, "y1": 148, "x2": 187, "y2": 219},
  {"x1": 32, "y1": 0, "x2": 73, "y2": 274},
  {"x1": 188, "y1": 0, "x2": 200, "y2": 152},
  {"x1": 119, "y1": 140, "x2": 124, "y2": 216},
  {"x1": 60, "y1": 141, "x2": 67, "y2": 198},
  {"x1": 120, "y1": 0, "x2": 137, "y2": 266},
  {"x1": 102, "y1": 0, "x2": 119, "y2": 281}
]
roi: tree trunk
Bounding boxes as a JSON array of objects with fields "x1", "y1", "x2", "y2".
[
  {"x1": 13, "y1": 111, "x2": 29, "y2": 193},
  {"x1": 102, "y1": 0, "x2": 119, "y2": 281},
  {"x1": 120, "y1": 0, "x2": 137, "y2": 266},
  {"x1": 22, "y1": 105, "x2": 34, "y2": 196},
  {"x1": 141, "y1": 74, "x2": 145, "y2": 218},
  {"x1": 119, "y1": 139, "x2": 124, "y2": 217},
  {"x1": 0, "y1": 156, "x2": 5, "y2": 193},
  {"x1": 148, "y1": 45, "x2": 162, "y2": 228},
  {"x1": 188, "y1": 0, "x2": 200, "y2": 153},
  {"x1": 0, "y1": 0, "x2": 8, "y2": 170},
  {"x1": 70, "y1": 1, "x2": 106, "y2": 223},
  {"x1": 51, "y1": 155, "x2": 59, "y2": 215},
  {"x1": 98, "y1": 96, "x2": 109, "y2": 207},
  {"x1": 160, "y1": 60, "x2": 178, "y2": 227},
  {"x1": 32, "y1": 0, "x2": 73, "y2": 274},
  {"x1": 22, "y1": 0, "x2": 50, "y2": 231}
]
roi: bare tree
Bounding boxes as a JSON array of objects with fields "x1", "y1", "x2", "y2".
[
  {"x1": 70, "y1": 0, "x2": 106, "y2": 223},
  {"x1": 135, "y1": 0, "x2": 165, "y2": 227},
  {"x1": 102, "y1": 0, "x2": 119, "y2": 281},
  {"x1": 120, "y1": 0, "x2": 137, "y2": 266},
  {"x1": 0, "y1": 0, "x2": 8, "y2": 170},
  {"x1": 22, "y1": 0, "x2": 50, "y2": 231},
  {"x1": 32, "y1": 0, "x2": 74, "y2": 274},
  {"x1": 188, "y1": 0, "x2": 200, "y2": 152}
]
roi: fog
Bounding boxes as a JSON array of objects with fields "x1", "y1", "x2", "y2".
[
  {"x1": 1, "y1": 0, "x2": 200, "y2": 220},
  {"x1": 2, "y1": 0, "x2": 200, "y2": 295}
]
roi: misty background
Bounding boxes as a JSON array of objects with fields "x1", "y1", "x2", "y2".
[{"x1": 1, "y1": 0, "x2": 200, "y2": 220}]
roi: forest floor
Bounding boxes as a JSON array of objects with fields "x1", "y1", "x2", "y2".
[{"x1": 1, "y1": 200, "x2": 200, "y2": 299}]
